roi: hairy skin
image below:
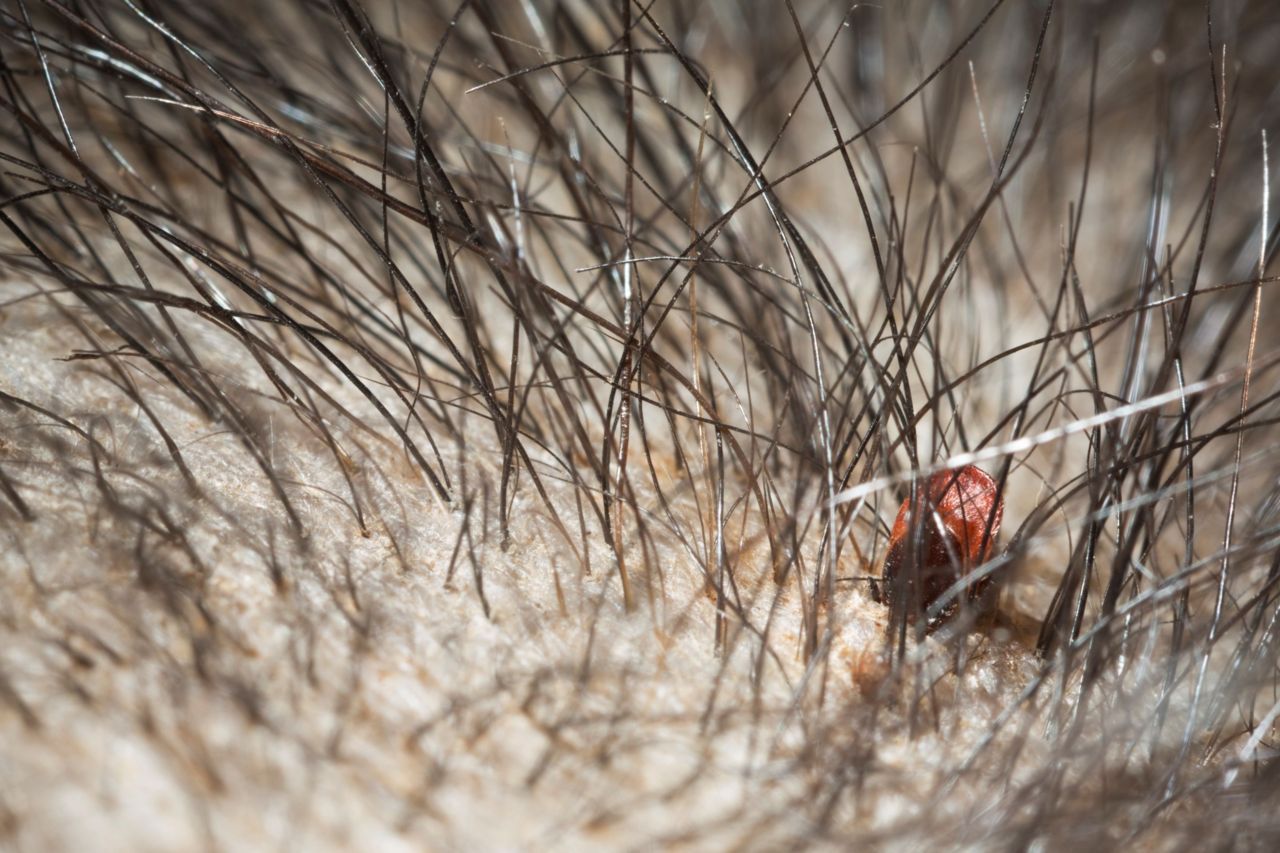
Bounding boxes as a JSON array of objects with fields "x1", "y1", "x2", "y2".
[{"x1": 2, "y1": 0, "x2": 1280, "y2": 848}]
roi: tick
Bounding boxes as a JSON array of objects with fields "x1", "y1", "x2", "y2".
[{"x1": 872, "y1": 465, "x2": 1004, "y2": 630}]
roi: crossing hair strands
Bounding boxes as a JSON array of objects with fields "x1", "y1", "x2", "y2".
[{"x1": 2, "y1": 0, "x2": 1280, "y2": 848}]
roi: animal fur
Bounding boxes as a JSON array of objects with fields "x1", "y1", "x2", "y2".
[{"x1": 2, "y1": 0, "x2": 1280, "y2": 848}]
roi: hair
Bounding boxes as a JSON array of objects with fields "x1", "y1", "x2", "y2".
[{"x1": 3, "y1": 0, "x2": 1279, "y2": 847}]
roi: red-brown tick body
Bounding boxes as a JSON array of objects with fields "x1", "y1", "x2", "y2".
[{"x1": 873, "y1": 465, "x2": 1004, "y2": 630}]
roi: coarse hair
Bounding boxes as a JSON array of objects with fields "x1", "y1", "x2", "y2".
[{"x1": 2, "y1": 0, "x2": 1279, "y2": 848}]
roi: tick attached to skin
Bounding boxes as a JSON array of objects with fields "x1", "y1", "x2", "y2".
[{"x1": 872, "y1": 465, "x2": 1004, "y2": 631}]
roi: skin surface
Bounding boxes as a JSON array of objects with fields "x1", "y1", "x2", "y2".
[{"x1": 3, "y1": 0, "x2": 1280, "y2": 849}]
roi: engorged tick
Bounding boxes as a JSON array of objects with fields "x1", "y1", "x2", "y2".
[{"x1": 872, "y1": 464, "x2": 1004, "y2": 630}]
